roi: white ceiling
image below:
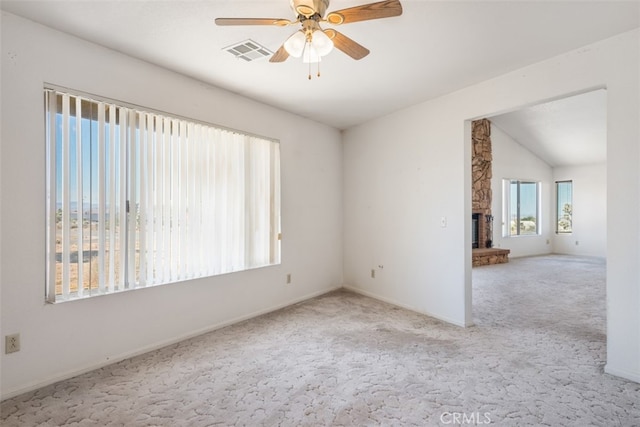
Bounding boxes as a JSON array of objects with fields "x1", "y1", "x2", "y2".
[
  {"x1": 1, "y1": 0, "x2": 638, "y2": 134},
  {"x1": 491, "y1": 89, "x2": 608, "y2": 167}
]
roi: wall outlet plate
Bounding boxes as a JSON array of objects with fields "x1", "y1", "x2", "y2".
[{"x1": 5, "y1": 334, "x2": 20, "y2": 354}]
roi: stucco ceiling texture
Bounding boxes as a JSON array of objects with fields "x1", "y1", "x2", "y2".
[
  {"x1": 491, "y1": 89, "x2": 608, "y2": 167},
  {"x1": 1, "y1": 1, "x2": 638, "y2": 134}
]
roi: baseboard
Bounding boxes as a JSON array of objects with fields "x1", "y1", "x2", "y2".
[
  {"x1": 1, "y1": 286, "x2": 341, "y2": 401},
  {"x1": 604, "y1": 364, "x2": 640, "y2": 384},
  {"x1": 342, "y1": 285, "x2": 468, "y2": 328}
]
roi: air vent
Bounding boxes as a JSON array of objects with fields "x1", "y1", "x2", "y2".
[{"x1": 224, "y1": 39, "x2": 272, "y2": 62}]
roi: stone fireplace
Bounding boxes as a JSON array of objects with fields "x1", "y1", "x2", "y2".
[{"x1": 472, "y1": 119, "x2": 509, "y2": 266}]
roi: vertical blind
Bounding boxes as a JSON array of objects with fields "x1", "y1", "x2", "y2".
[{"x1": 45, "y1": 88, "x2": 281, "y2": 302}]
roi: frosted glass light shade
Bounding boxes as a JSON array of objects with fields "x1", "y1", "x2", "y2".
[
  {"x1": 303, "y1": 45, "x2": 321, "y2": 63},
  {"x1": 284, "y1": 31, "x2": 306, "y2": 57},
  {"x1": 311, "y1": 29, "x2": 333, "y2": 56}
]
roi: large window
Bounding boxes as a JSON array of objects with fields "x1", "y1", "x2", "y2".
[
  {"x1": 45, "y1": 87, "x2": 281, "y2": 302},
  {"x1": 503, "y1": 179, "x2": 540, "y2": 236},
  {"x1": 556, "y1": 180, "x2": 572, "y2": 233}
]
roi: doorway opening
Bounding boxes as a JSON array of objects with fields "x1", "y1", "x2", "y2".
[{"x1": 468, "y1": 87, "x2": 607, "y2": 360}]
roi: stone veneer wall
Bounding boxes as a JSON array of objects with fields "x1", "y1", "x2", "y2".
[{"x1": 472, "y1": 119, "x2": 492, "y2": 249}]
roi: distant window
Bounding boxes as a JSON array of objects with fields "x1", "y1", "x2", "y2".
[
  {"x1": 45, "y1": 87, "x2": 281, "y2": 302},
  {"x1": 503, "y1": 179, "x2": 540, "y2": 236},
  {"x1": 556, "y1": 180, "x2": 573, "y2": 233}
]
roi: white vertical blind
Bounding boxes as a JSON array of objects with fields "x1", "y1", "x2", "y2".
[
  {"x1": 60, "y1": 95, "x2": 71, "y2": 298},
  {"x1": 108, "y1": 104, "x2": 117, "y2": 291},
  {"x1": 127, "y1": 109, "x2": 137, "y2": 288},
  {"x1": 118, "y1": 108, "x2": 128, "y2": 292},
  {"x1": 138, "y1": 111, "x2": 148, "y2": 287},
  {"x1": 161, "y1": 117, "x2": 171, "y2": 282},
  {"x1": 61, "y1": 94, "x2": 71, "y2": 300},
  {"x1": 144, "y1": 113, "x2": 154, "y2": 285},
  {"x1": 75, "y1": 97, "x2": 84, "y2": 297},
  {"x1": 46, "y1": 91, "x2": 57, "y2": 303},
  {"x1": 98, "y1": 102, "x2": 106, "y2": 293},
  {"x1": 46, "y1": 88, "x2": 281, "y2": 302}
]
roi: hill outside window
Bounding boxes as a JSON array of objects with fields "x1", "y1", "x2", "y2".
[{"x1": 45, "y1": 87, "x2": 281, "y2": 303}]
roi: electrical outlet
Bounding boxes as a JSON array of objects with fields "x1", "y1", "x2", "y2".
[
  {"x1": 286, "y1": 273, "x2": 292, "y2": 284},
  {"x1": 371, "y1": 269, "x2": 376, "y2": 279},
  {"x1": 5, "y1": 334, "x2": 20, "y2": 354}
]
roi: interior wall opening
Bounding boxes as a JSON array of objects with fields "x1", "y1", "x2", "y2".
[{"x1": 468, "y1": 88, "x2": 608, "y2": 364}]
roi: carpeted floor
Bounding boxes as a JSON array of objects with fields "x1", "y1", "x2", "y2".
[{"x1": 1, "y1": 255, "x2": 639, "y2": 426}]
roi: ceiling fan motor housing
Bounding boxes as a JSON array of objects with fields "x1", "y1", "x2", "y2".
[{"x1": 291, "y1": 0, "x2": 330, "y2": 18}]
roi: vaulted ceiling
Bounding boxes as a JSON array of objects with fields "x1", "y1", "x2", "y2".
[{"x1": 491, "y1": 89, "x2": 608, "y2": 167}]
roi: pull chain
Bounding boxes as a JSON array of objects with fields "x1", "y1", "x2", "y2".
[{"x1": 307, "y1": 59, "x2": 322, "y2": 80}]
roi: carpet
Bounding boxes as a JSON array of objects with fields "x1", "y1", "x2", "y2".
[{"x1": 2, "y1": 255, "x2": 639, "y2": 426}]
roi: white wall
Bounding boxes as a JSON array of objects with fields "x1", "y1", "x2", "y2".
[
  {"x1": 343, "y1": 102, "x2": 469, "y2": 326},
  {"x1": 553, "y1": 163, "x2": 607, "y2": 257},
  {"x1": 0, "y1": 12, "x2": 343, "y2": 399},
  {"x1": 343, "y1": 29, "x2": 639, "y2": 382},
  {"x1": 490, "y1": 124, "x2": 554, "y2": 257}
]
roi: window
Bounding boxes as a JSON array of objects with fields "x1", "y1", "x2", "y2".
[
  {"x1": 503, "y1": 179, "x2": 540, "y2": 236},
  {"x1": 556, "y1": 180, "x2": 572, "y2": 233},
  {"x1": 45, "y1": 87, "x2": 281, "y2": 302}
]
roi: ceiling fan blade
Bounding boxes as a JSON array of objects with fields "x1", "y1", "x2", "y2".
[
  {"x1": 325, "y1": 0, "x2": 402, "y2": 25},
  {"x1": 215, "y1": 18, "x2": 293, "y2": 27},
  {"x1": 324, "y1": 29, "x2": 370, "y2": 60},
  {"x1": 269, "y1": 44, "x2": 290, "y2": 63}
]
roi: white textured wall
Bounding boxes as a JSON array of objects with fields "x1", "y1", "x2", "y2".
[
  {"x1": 343, "y1": 29, "x2": 639, "y2": 382},
  {"x1": 553, "y1": 163, "x2": 607, "y2": 257},
  {"x1": 0, "y1": 12, "x2": 343, "y2": 398},
  {"x1": 490, "y1": 124, "x2": 554, "y2": 258}
]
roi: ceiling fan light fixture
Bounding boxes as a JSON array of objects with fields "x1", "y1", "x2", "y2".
[
  {"x1": 284, "y1": 30, "x2": 306, "y2": 57},
  {"x1": 216, "y1": 0, "x2": 404, "y2": 69}
]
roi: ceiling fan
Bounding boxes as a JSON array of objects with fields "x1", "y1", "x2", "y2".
[{"x1": 215, "y1": 0, "x2": 402, "y2": 64}]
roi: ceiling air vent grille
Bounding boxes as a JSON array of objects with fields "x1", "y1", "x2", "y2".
[{"x1": 224, "y1": 40, "x2": 272, "y2": 62}]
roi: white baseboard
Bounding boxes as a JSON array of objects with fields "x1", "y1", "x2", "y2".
[
  {"x1": 604, "y1": 364, "x2": 640, "y2": 384},
  {"x1": 1, "y1": 286, "x2": 341, "y2": 401},
  {"x1": 342, "y1": 285, "x2": 468, "y2": 328}
]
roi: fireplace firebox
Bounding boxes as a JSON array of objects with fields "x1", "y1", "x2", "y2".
[{"x1": 472, "y1": 212, "x2": 493, "y2": 249}]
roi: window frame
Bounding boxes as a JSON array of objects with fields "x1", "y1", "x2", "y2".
[
  {"x1": 45, "y1": 85, "x2": 281, "y2": 303},
  {"x1": 555, "y1": 180, "x2": 573, "y2": 234},
  {"x1": 502, "y1": 179, "x2": 541, "y2": 237}
]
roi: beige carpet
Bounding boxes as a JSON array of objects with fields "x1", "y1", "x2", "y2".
[{"x1": 2, "y1": 255, "x2": 639, "y2": 426}]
